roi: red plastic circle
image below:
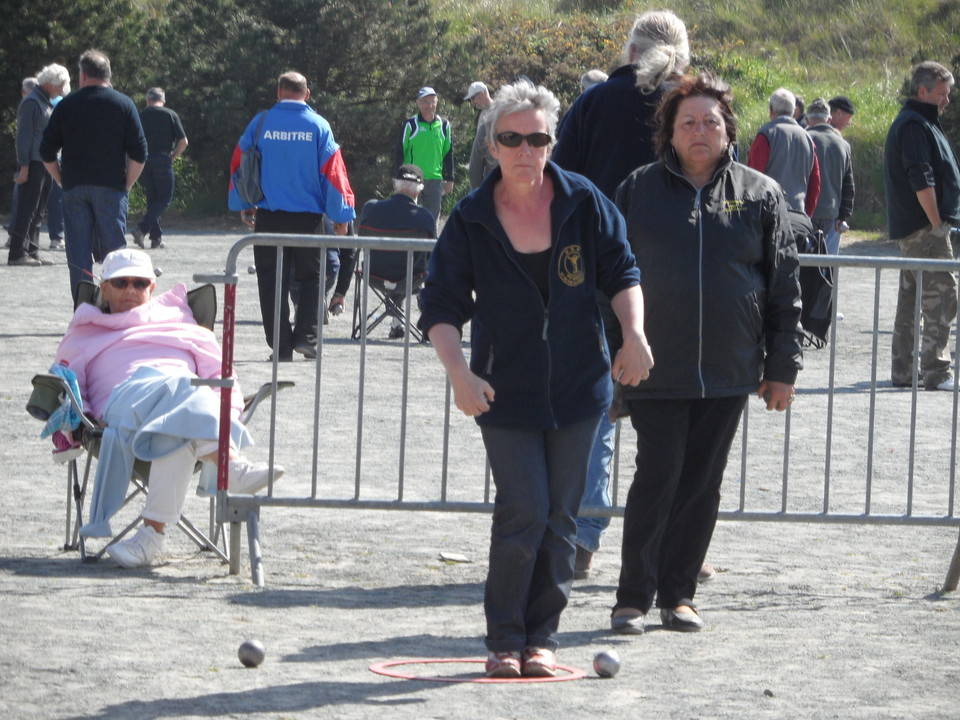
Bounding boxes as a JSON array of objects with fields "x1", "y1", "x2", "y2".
[{"x1": 369, "y1": 657, "x2": 587, "y2": 684}]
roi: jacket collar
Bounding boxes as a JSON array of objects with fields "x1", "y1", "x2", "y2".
[
  {"x1": 903, "y1": 98, "x2": 942, "y2": 126},
  {"x1": 663, "y1": 145, "x2": 736, "y2": 188},
  {"x1": 458, "y1": 160, "x2": 591, "y2": 234}
]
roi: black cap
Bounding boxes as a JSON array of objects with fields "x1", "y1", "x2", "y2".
[
  {"x1": 828, "y1": 95, "x2": 855, "y2": 115},
  {"x1": 395, "y1": 164, "x2": 424, "y2": 183}
]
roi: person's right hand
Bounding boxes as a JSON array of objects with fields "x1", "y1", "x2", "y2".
[
  {"x1": 13, "y1": 166, "x2": 28, "y2": 185},
  {"x1": 451, "y1": 372, "x2": 495, "y2": 417},
  {"x1": 240, "y1": 209, "x2": 256, "y2": 228},
  {"x1": 328, "y1": 293, "x2": 345, "y2": 316}
]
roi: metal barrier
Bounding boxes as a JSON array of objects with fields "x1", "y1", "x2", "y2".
[{"x1": 196, "y1": 235, "x2": 960, "y2": 589}]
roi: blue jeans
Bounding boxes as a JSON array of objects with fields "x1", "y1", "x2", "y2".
[
  {"x1": 63, "y1": 185, "x2": 128, "y2": 301},
  {"x1": 575, "y1": 412, "x2": 616, "y2": 552},
  {"x1": 480, "y1": 414, "x2": 601, "y2": 653},
  {"x1": 138, "y1": 155, "x2": 174, "y2": 243}
]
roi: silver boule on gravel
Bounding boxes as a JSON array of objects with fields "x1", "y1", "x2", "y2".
[
  {"x1": 238, "y1": 639, "x2": 266, "y2": 668},
  {"x1": 593, "y1": 649, "x2": 621, "y2": 678}
]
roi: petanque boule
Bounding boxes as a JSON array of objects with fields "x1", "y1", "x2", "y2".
[
  {"x1": 593, "y1": 649, "x2": 621, "y2": 678},
  {"x1": 154, "y1": 266, "x2": 163, "y2": 277},
  {"x1": 238, "y1": 639, "x2": 266, "y2": 668},
  {"x1": 248, "y1": 265, "x2": 257, "y2": 274}
]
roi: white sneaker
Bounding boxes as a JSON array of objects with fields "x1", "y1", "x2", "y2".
[
  {"x1": 228, "y1": 458, "x2": 284, "y2": 494},
  {"x1": 48, "y1": 238, "x2": 64, "y2": 251},
  {"x1": 106, "y1": 524, "x2": 164, "y2": 568},
  {"x1": 929, "y1": 377, "x2": 957, "y2": 392}
]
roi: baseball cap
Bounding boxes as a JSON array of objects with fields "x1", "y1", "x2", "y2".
[
  {"x1": 463, "y1": 81, "x2": 488, "y2": 101},
  {"x1": 417, "y1": 86, "x2": 437, "y2": 99},
  {"x1": 828, "y1": 95, "x2": 855, "y2": 115},
  {"x1": 395, "y1": 164, "x2": 424, "y2": 183},
  {"x1": 101, "y1": 248, "x2": 155, "y2": 280},
  {"x1": 807, "y1": 97, "x2": 831, "y2": 117}
]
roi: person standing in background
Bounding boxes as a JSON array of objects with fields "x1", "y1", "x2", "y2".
[{"x1": 132, "y1": 87, "x2": 188, "y2": 250}]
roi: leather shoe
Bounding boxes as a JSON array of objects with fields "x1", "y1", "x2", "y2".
[
  {"x1": 8, "y1": 256, "x2": 42, "y2": 266},
  {"x1": 611, "y1": 610, "x2": 645, "y2": 635},
  {"x1": 660, "y1": 604, "x2": 704, "y2": 632},
  {"x1": 294, "y1": 343, "x2": 317, "y2": 359}
]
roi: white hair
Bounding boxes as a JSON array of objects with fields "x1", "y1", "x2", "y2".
[
  {"x1": 392, "y1": 178, "x2": 423, "y2": 197},
  {"x1": 37, "y1": 64, "x2": 71, "y2": 94},
  {"x1": 580, "y1": 69, "x2": 608, "y2": 92},
  {"x1": 769, "y1": 87, "x2": 796, "y2": 117},
  {"x1": 623, "y1": 10, "x2": 690, "y2": 94},
  {"x1": 484, "y1": 81, "x2": 561, "y2": 147}
]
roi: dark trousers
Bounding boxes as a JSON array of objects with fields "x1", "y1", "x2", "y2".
[
  {"x1": 616, "y1": 395, "x2": 747, "y2": 613},
  {"x1": 47, "y1": 181, "x2": 64, "y2": 241},
  {"x1": 138, "y1": 155, "x2": 174, "y2": 243},
  {"x1": 7, "y1": 161, "x2": 51, "y2": 261},
  {"x1": 480, "y1": 414, "x2": 601, "y2": 652},
  {"x1": 253, "y1": 209, "x2": 323, "y2": 357}
]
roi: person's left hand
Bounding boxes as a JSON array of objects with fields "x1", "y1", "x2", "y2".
[
  {"x1": 612, "y1": 333, "x2": 654, "y2": 386},
  {"x1": 442, "y1": 181, "x2": 454, "y2": 195},
  {"x1": 328, "y1": 293, "x2": 345, "y2": 316},
  {"x1": 240, "y1": 209, "x2": 256, "y2": 228},
  {"x1": 758, "y1": 380, "x2": 795, "y2": 411},
  {"x1": 333, "y1": 222, "x2": 349, "y2": 236}
]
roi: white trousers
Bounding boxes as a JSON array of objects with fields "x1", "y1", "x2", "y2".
[{"x1": 141, "y1": 440, "x2": 219, "y2": 526}]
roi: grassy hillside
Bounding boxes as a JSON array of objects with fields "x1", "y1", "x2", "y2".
[{"x1": 434, "y1": 0, "x2": 960, "y2": 232}]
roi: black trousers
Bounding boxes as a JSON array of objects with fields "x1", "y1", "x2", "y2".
[
  {"x1": 7, "y1": 161, "x2": 51, "y2": 262},
  {"x1": 616, "y1": 395, "x2": 747, "y2": 613},
  {"x1": 253, "y1": 210, "x2": 323, "y2": 357}
]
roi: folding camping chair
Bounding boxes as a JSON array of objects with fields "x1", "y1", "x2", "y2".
[
  {"x1": 26, "y1": 281, "x2": 292, "y2": 563},
  {"x1": 351, "y1": 248, "x2": 428, "y2": 342}
]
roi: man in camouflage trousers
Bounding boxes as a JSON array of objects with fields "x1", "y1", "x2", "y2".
[{"x1": 886, "y1": 61, "x2": 960, "y2": 390}]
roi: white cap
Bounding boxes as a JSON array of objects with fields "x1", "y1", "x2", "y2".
[
  {"x1": 463, "y1": 81, "x2": 488, "y2": 101},
  {"x1": 101, "y1": 248, "x2": 155, "y2": 280}
]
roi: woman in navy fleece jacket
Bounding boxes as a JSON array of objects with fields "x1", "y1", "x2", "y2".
[{"x1": 419, "y1": 81, "x2": 654, "y2": 678}]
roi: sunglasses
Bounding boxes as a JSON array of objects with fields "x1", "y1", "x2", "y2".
[
  {"x1": 495, "y1": 131, "x2": 553, "y2": 148},
  {"x1": 107, "y1": 277, "x2": 152, "y2": 290}
]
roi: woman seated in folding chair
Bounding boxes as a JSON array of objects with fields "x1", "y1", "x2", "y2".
[{"x1": 53, "y1": 248, "x2": 283, "y2": 568}]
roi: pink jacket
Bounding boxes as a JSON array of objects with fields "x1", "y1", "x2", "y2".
[{"x1": 55, "y1": 283, "x2": 243, "y2": 420}]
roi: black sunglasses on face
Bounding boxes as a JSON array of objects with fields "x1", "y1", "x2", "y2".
[
  {"x1": 495, "y1": 131, "x2": 553, "y2": 148},
  {"x1": 108, "y1": 278, "x2": 152, "y2": 290}
]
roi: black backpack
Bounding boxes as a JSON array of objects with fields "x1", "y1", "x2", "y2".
[{"x1": 788, "y1": 209, "x2": 833, "y2": 348}]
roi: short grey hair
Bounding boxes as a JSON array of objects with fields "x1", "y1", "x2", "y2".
[
  {"x1": 580, "y1": 69, "x2": 608, "y2": 92},
  {"x1": 37, "y1": 64, "x2": 70, "y2": 93},
  {"x1": 484, "y1": 81, "x2": 561, "y2": 147},
  {"x1": 146, "y1": 87, "x2": 165, "y2": 103},
  {"x1": 21, "y1": 77, "x2": 37, "y2": 93},
  {"x1": 769, "y1": 87, "x2": 796, "y2": 117},
  {"x1": 79, "y1": 49, "x2": 111, "y2": 81},
  {"x1": 623, "y1": 10, "x2": 690, "y2": 94},
  {"x1": 909, "y1": 61, "x2": 954, "y2": 98},
  {"x1": 392, "y1": 178, "x2": 423, "y2": 197}
]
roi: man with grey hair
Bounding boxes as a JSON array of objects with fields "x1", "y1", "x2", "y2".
[
  {"x1": 806, "y1": 97, "x2": 854, "y2": 254},
  {"x1": 354, "y1": 163, "x2": 436, "y2": 338},
  {"x1": 132, "y1": 87, "x2": 188, "y2": 249},
  {"x1": 748, "y1": 87, "x2": 820, "y2": 216},
  {"x1": 579, "y1": 68, "x2": 608, "y2": 93},
  {"x1": 886, "y1": 61, "x2": 960, "y2": 391},
  {"x1": 465, "y1": 81, "x2": 497, "y2": 189},
  {"x1": 40, "y1": 49, "x2": 148, "y2": 301},
  {"x1": 7, "y1": 64, "x2": 70, "y2": 266}
]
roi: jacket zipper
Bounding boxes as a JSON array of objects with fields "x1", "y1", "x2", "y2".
[{"x1": 694, "y1": 189, "x2": 706, "y2": 398}]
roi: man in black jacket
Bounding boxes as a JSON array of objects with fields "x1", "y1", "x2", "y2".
[{"x1": 886, "y1": 61, "x2": 960, "y2": 390}]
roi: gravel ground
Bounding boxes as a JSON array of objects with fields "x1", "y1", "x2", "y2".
[{"x1": 1, "y1": 226, "x2": 958, "y2": 719}]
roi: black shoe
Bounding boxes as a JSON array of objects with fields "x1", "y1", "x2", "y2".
[
  {"x1": 660, "y1": 604, "x2": 704, "y2": 632},
  {"x1": 610, "y1": 610, "x2": 645, "y2": 635},
  {"x1": 268, "y1": 352, "x2": 293, "y2": 363},
  {"x1": 8, "y1": 256, "x2": 42, "y2": 266},
  {"x1": 151, "y1": 240, "x2": 165, "y2": 249},
  {"x1": 294, "y1": 343, "x2": 317, "y2": 359},
  {"x1": 388, "y1": 326, "x2": 405, "y2": 339},
  {"x1": 132, "y1": 227, "x2": 145, "y2": 248}
]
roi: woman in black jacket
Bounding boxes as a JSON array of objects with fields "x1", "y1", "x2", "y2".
[{"x1": 610, "y1": 73, "x2": 803, "y2": 634}]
